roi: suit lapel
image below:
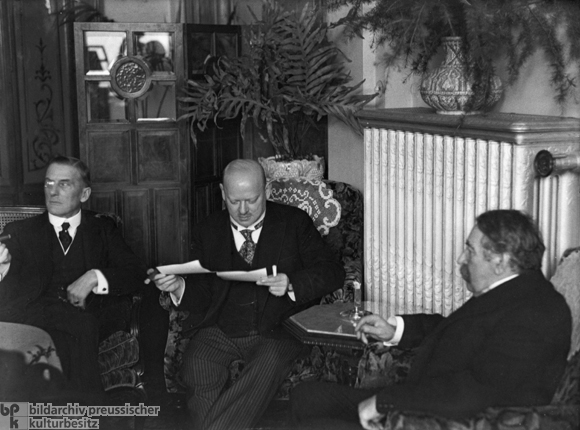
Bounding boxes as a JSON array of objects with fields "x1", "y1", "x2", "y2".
[
  {"x1": 253, "y1": 203, "x2": 286, "y2": 269},
  {"x1": 77, "y1": 211, "x2": 101, "y2": 269},
  {"x1": 35, "y1": 214, "x2": 55, "y2": 284},
  {"x1": 252, "y1": 204, "x2": 287, "y2": 316},
  {"x1": 207, "y1": 214, "x2": 234, "y2": 271}
]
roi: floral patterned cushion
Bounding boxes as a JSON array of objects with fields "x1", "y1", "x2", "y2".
[
  {"x1": 356, "y1": 345, "x2": 417, "y2": 390},
  {"x1": 319, "y1": 180, "x2": 364, "y2": 304},
  {"x1": 267, "y1": 178, "x2": 341, "y2": 236},
  {"x1": 278, "y1": 345, "x2": 359, "y2": 399},
  {"x1": 0, "y1": 322, "x2": 62, "y2": 370}
]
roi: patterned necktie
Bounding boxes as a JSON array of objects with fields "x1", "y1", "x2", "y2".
[
  {"x1": 59, "y1": 222, "x2": 72, "y2": 252},
  {"x1": 236, "y1": 219, "x2": 264, "y2": 265}
]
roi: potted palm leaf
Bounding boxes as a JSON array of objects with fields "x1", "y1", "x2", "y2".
[
  {"x1": 325, "y1": 0, "x2": 580, "y2": 113},
  {"x1": 180, "y1": 0, "x2": 378, "y2": 179}
]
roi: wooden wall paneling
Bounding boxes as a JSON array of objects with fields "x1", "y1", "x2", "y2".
[
  {"x1": 185, "y1": 0, "x2": 234, "y2": 25},
  {"x1": 88, "y1": 190, "x2": 118, "y2": 216},
  {"x1": 193, "y1": 182, "x2": 224, "y2": 226},
  {"x1": 0, "y1": 0, "x2": 18, "y2": 204},
  {"x1": 137, "y1": 130, "x2": 179, "y2": 183},
  {"x1": 88, "y1": 131, "x2": 132, "y2": 184},
  {"x1": 123, "y1": 189, "x2": 150, "y2": 265},
  {"x1": 154, "y1": 188, "x2": 182, "y2": 265},
  {"x1": 14, "y1": 0, "x2": 70, "y2": 188},
  {"x1": 193, "y1": 185, "x2": 210, "y2": 224}
]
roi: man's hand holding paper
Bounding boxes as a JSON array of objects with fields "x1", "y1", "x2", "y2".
[{"x1": 146, "y1": 268, "x2": 185, "y2": 301}]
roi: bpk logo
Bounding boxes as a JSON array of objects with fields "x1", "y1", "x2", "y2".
[{"x1": 0, "y1": 403, "x2": 28, "y2": 430}]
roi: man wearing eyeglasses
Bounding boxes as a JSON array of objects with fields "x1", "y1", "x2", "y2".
[{"x1": 0, "y1": 155, "x2": 145, "y2": 399}]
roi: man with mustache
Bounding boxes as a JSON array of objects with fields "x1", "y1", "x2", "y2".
[
  {"x1": 290, "y1": 209, "x2": 571, "y2": 429},
  {"x1": 149, "y1": 159, "x2": 344, "y2": 430}
]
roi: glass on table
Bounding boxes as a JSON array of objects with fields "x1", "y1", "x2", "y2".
[{"x1": 340, "y1": 281, "x2": 371, "y2": 320}]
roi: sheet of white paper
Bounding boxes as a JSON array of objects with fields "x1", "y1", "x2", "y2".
[
  {"x1": 156, "y1": 260, "x2": 272, "y2": 283},
  {"x1": 157, "y1": 260, "x2": 212, "y2": 275},
  {"x1": 216, "y1": 268, "x2": 269, "y2": 282}
]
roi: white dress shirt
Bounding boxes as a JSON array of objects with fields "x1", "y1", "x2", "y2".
[{"x1": 48, "y1": 211, "x2": 109, "y2": 294}]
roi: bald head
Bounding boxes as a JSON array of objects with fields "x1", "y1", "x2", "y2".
[
  {"x1": 223, "y1": 159, "x2": 266, "y2": 190},
  {"x1": 221, "y1": 159, "x2": 267, "y2": 227}
]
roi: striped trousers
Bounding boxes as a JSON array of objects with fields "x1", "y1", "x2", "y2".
[{"x1": 180, "y1": 326, "x2": 304, "y2": 430}]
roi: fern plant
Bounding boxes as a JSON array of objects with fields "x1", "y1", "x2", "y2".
[
  {"x1": 179, "y1": 0, "x2": 377, "y2": 159},
  {"x1": 325, "y1": 0, "x2": 580, "y2": 106}
]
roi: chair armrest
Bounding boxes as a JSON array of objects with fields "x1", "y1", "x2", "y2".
[
  {"x1": 320, "y1": 260, "x2": 363, "y2": 305},
  {"x1": 129, "y1": 292, "x2": 144, "y2": 339},
  {"x1": 356, "y1": 345, "x2": 417, "y2": 390}
]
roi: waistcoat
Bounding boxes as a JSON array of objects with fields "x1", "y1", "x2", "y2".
[
  {"x1": 45, "y1": 231, "x2": 87, "y2": 301},
  {"x1": 216, "y1": 236, "x2": 260, "y2": 337}
]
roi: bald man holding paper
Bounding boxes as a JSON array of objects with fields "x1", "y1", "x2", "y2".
[{"x1": 148, "y1": 159, "x2": 344, "y2": 430}]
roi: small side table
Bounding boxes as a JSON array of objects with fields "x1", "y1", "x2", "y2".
[{"x1": 283, "y1": 302, "x2": 368, "y2": 350}]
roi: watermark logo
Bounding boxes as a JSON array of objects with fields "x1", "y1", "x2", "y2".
[
  {"x1": 0, "y1": 403, "x2": 29, "y2": 429},
  {"x1": 1, "y1": 403, "x2": 160, "y2": 429}
]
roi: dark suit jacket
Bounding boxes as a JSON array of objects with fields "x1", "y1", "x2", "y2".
[
  {"x1": 178, "y1": 201, "x2": 345, "y2": 338},
  {"x1": 0, "y1": 210, "x2": 146, "y2": 319},
  {"x1": 376, "y1": 270, "x2": 572, "y2": 419}
]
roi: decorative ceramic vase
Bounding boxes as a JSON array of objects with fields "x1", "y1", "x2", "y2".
[
  {"x1": 420, "y1": 36, "x2": 503, "y2": 115},
  {"x1": 258, "y1": 155, "x2": 325, "y2": 180}
]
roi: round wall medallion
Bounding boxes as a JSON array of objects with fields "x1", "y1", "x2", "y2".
[{"x1": 110, "y1": 56, "x2": 152, "y2": 99}]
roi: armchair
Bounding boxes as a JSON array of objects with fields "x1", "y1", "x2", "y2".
[
  {"x1": 160, "y1": 179, "x2": 364, "y2": 397},
  {"x1": 0, "y1": 206, "x2": 146, "y2": 401},
  {"x1": 355, "y1": 247, "x2": 580, "y2": 430}
]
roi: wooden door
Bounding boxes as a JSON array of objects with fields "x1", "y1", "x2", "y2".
[{"x1": 74, "y1": 23, "x2": 188, "y2": 267}]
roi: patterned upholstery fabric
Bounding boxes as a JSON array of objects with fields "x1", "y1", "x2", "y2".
[
  {"x1": 0, "y1": 322, "x2": 62, "y2": 370},
  {"x1": 266, "y1": 178, "x2": 341, "y2": 236},
  {"x1": 99, "y1": 331, "x2": 139, "y2": 373},
  {"x1": 319, "y1": 180, "x2": 364, "y2": 305},
  {"x1": 159, "y1": 179, "x2": 364, "y2": 396},
  {"x1": 356, "y1": 345, "x2": 416, "y2": 390}
]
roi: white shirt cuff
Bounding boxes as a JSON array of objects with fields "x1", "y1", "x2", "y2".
[
  {"x1": 0, "y1": 263, "x2": 10, "y2": 282},
  {"x1": 170, "y1": 277, "x2": 186, "y2": 306},
  {"x1": 383, "y1": 315, "x2": 404, "y2": 346},
  {"x1": 92, "y1": 269, "x2": 109, "y2": 294}
]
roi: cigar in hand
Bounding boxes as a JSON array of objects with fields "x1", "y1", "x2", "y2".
[
  {"x1": 147, "y1": 268, "x2": 161, "y2": 281},
  {"x1": 0, "y1": 234, "x2": 11, "y2": 242}
]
